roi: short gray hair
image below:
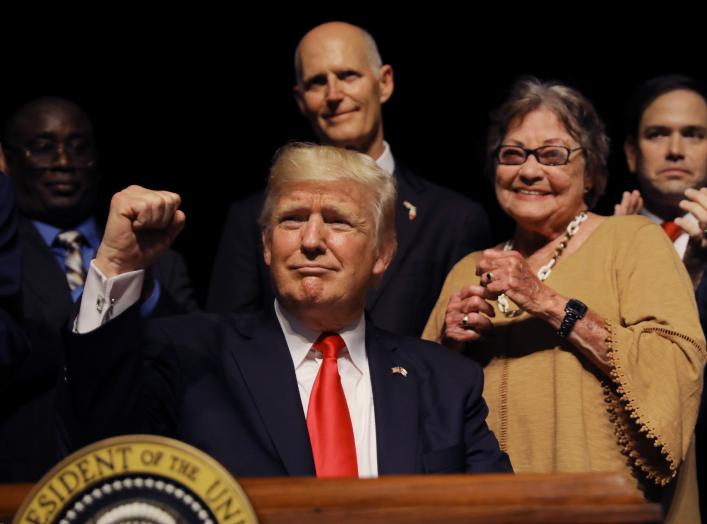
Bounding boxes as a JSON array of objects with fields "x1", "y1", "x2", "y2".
[
  {"x1": 260, "y1": 143, "x2": 396, "y2": 251},
  {"x1": 486, "y1": 77, "x2": 610, "y2": 209}
]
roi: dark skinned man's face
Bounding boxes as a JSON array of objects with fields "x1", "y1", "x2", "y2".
[{"x1": 7, "y1": 103, "x2": 99, "y2": 228}]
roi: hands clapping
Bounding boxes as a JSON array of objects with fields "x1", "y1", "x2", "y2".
[
  {"x1": 442, "y1": 249, "x2": 556, "y2": 346},
  {"x1": 613, "y1": 190, "x2": 644, "y2": 216}
]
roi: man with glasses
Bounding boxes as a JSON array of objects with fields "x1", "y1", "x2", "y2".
[
  {"x1": 0, "y1": 97, "x2": 198, "y2": 482},
  {"x1": 208, "y1": 22, "x2": 492, "y2": 338}
]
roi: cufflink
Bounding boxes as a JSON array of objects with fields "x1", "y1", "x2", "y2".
[
  {"x1": 391, "y1": 366, "x2": 408, "y2": 377},
  {"x1": 96, "y1": 295, "x2": 117, "y2": 317}
]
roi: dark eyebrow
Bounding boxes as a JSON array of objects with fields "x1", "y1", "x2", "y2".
[
  {"x1": 642, "y1": 125, "x2": 671, "y2": 134},
  {"x1": 31, "y1": 133, "x2": 57, "y2": 140},
  {"x1": 66, "y1": 133, "x2": 92, "y2": 141},
  {"x1": 303, "y1": 73, "x2": 327, "y2": 90},
  {"x1": 682, "y1": 125, "x2": 706, "y2": 135}
]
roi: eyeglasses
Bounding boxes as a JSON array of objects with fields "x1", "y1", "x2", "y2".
[
  {"x1": 8, "y1": 137, "x2": 96, "y2": 169},
  {"x1": 495, "y1": 145, "x2": 582, "y2": 166}
]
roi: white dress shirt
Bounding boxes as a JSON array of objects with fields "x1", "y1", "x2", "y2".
[
  {"x1": 274, "y1": 300, "x2": 378, "y2": 477},
  {"x1": 75, "y1": 261, "x2": 145, "y2": 332},
  {"x1": 376, "y1": 141, "x2": 395, "y2": 176},
  {"x1": 640, "y1": 208, "x2": 696, "y2": 259},
  {"x1": 75, "y1": 263, "x2": 379, "y2": 477}
]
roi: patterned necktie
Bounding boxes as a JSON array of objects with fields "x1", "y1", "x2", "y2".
[
  {"x1": 306, "y1": 333, "x2": 358, "y2": 477},
  {"x1": 56, "y1": 230, "x2": 86, "y2": 291},
  {"x1": 661, "y1": 221, "x2": 683, "y2": 242}
]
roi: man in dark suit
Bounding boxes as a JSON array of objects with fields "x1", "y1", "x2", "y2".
[
  {"x1": 0, "y1": 172, "x2": 27, "y2": 382},
  {"x1": 0, "y1": 97, "x2": 198, "y2": 481},
  {"x1": 617, "y1": 75, "x2": 707, "y2": 284},
  {"x1": 207, "y1": 22, "x2": 491, "y2": 337},
  {"x1": 615, "y1": 76, "x2": 707, "y2": 518},
  {"x1": 64, "y1": 143, "x2": 511, "y2": 477}
]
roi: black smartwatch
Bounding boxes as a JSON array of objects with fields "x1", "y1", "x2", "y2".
[{"x1": 557, "y1": 298, "x2": 587, "y2": 338}]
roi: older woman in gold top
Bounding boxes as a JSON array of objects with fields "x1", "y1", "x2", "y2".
[{"x1": 423, "y1": 78, "x2": 705, "y2": 523}]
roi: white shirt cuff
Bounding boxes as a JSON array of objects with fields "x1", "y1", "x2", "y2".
[{"x1": 74, "y1": 260, "x2": 145, "y2": 333}]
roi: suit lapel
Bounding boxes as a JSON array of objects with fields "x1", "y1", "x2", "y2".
[
  {"x1": 19, "y1": 217, "x2": 73, "y2": 324},
  {"x1": 225, "y1": 311, "x2": 315, "y2": 475},
  {"x1": 367, "y1": 325, "x2": 419, "y2": 474},
  {"x1": 366, "y1": 165, "x2": 425, "y2": 312}
]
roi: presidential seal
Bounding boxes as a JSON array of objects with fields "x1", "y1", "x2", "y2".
[{"x1": 13, "y1": 435, "x2": 258, "y2": 524}]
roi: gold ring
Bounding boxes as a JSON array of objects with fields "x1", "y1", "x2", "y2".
[{"x1": 462, "y1": 313, "x2": 470, "y2": 329}]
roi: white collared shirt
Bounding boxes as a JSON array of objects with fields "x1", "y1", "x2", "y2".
[
  {"x1": 640, "y1": 208, "x2": 696, "y2": 259},
  {"x1": 376, "y1": 141, "x2": 395, "y2": 176},
  {"x1": 274, "y1": 300, "x2": 378, "y2": 478},
  {"x1": 75, "y1": 261, "x2": 145, "y2": 332}
]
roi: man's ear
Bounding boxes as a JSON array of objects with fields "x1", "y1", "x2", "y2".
[
  {"x1": 262, "y1": 229, "x2": 272, "y2": 267},
  {"x1": 293, "y1": 84, "x2": 306, "y2": 115},
  {"x1": 372, "y1": 236, "x2": 396, "y2": 280},
  {"x1": 624, "y1": 140, "x2": 638, "y2": 174},
  {"x1": 378, "y1": 65, "x2": 394, "y2": 105}
]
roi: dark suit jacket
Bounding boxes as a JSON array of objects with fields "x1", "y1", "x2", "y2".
[
  {"x1": 207, "y1": 164, "x2": 492, "y2": 337},
  {"x1": 62, "y1": 306, "x2": 512, "y2": 476},
  {"x1": 0, "y1": 176, "x2": 26, "y2": 384},
  {"x1": 0, "y1": 177, "x2": 20, "y2": 307},
  {"x1": 0, "y1": 216, "x2": 199, "y2": 482}
]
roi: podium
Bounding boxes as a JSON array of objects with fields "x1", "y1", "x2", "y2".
[{"x1": 1, "y1": 472, "x2": 661, "y2": 523}]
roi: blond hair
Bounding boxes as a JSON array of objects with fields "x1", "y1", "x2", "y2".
[{"x1": 260, "y1": 143, "x2": 396, "y2": 251}]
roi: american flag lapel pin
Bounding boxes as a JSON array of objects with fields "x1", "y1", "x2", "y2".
[
  {"x1": 402, "y1": 201, "x2": 417, "y2": 221},
  {"x1": 391, "y1": 366, "x2": 408, "y2": 377}
]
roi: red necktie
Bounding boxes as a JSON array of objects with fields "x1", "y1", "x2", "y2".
[
  {"x1": 306, "y1": 333, "x2": 358, "y2": 477},
  {"x1": 662, "y1": 221, "x2": 683, "y2": 242}
]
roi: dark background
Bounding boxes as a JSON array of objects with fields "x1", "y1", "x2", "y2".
[{"x1": 3, "y1": 13, "x2": 704, "y2": 305}]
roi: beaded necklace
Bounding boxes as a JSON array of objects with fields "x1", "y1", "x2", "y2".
[{"x1": 497, "y1": 211, "x2": 588, "y2": 317}]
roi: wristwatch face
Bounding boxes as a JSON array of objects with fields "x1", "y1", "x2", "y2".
[
  {"x1": 566, "y1": 298, "x2": 588, "y2": 318},
  {"x1": 558, "y1": 298, "x2": 588, "y2": 338}
]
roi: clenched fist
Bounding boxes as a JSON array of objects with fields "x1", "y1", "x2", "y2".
[{"x1": 95, "y1": 185, "x2": 185, "y2": 277}]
